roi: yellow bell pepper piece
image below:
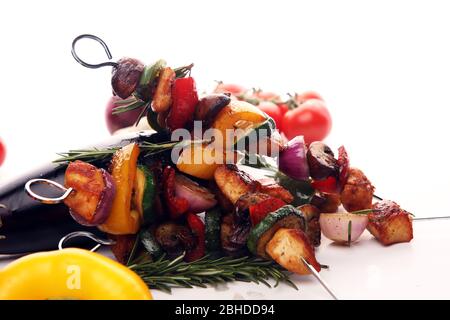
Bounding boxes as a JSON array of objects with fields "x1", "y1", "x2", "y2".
[
  {"x1": 176, "y1": 142, "x2": 220, "y2": 180},
  {"x1": 0, "y1": 248, "x2": 152, "y2": 300},
  {"x1": 99, "y1": 143, "x2": 141, "y2": 235},
  {"x1": 211, "y1": 100, "x2": 267, "y2": 149}
]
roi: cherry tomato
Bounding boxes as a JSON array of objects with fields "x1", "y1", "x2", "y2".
[
  {"x1": 0, "y1": 138, "x2": 6, "y2": 167},
  {"x1": 214, "y1": 82, "x2": 247, "y2": 96},
  {"x1": 257, "y1": 101, "x2": 283, "y2": 128},
  {"x1": 281, "y1": 99, "x2": 332, "y2": 144},
  {"x1": 277, "y1": 103, "x2": 289, "y2": 116},
  {"x1": 296, "y1": 91, "x2": 324, "y2": 104},
  {"x1": 252, "y1": 90, "x2": 280, "y2": 102}
]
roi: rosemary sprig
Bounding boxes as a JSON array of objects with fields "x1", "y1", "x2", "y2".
[
  {"x1": 53, "y1": 139, "x2": 209, "y2": 164},
  {"x1": 54, "y1": 140, "x2": 180, "y2": 164},
  {"x1": 129, "y1": 254, "x2": 298, "y2": 293}
]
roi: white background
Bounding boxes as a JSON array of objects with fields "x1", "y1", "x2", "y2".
[{"x1": 1, "y1": 0, "x2": 450, "y2": 299}]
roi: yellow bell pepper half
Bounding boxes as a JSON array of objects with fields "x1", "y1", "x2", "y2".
[
  {"x1": 0, "y1": 248, "x2": 152, "y2": 300},
  {"x1": 99, "y1": 143, "x2": 141, "y2": 235}
]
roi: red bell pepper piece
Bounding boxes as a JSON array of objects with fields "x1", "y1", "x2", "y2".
[
  {"x1": 185, "y1": 213, "x2": 205, "y2": 262},
  {"x1": 249, "y1": 197, "x2": 286, "y2": 226},
  {"x1": 166, "y1": 77, "x2": 199, "y2": 131},
  {"x1": 337, "y1": 145, "x2": 350, "y2": 187},
  {"x1": 162, "y1": 166, "x2": 189, "y2": 220},
  {"x1": 311, "y1": 176, "x2": 339, "y2": 194}
]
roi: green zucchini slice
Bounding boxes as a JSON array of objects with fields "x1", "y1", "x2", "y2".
[{"x1": 247, "y1": 205, "x2": 307, "y2": 259}]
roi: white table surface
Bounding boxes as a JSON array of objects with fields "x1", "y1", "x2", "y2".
[{"x1": 1, "y1": 0, "x2": 450, "y2": 299}]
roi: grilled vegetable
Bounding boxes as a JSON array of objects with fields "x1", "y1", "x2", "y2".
[
  {"x1": 275, "y1": 173, "x2": 315, "y2": 206},
  {"x1": 340, "y1": 167, "x2": 374, "y2": 212},
  {"x1": 247, "y1": 205, "x2": 306, "y2": 259},
  {"x1": 279, "y1": 136, "x2": 310, "y2": 181},
  {"x1": 320, "y1": 212, "x2": 368, "y2": 244},
  {"x1": 194, "y1": 94, "x2": 231, "y2": 128},
  {"x1": 220, "y1": 213, "x2": 249, "y2": 256},
  {"x1": 367, "y1": 200, "x2": 413, "y2": 245},
  {"x1": 174, "y1": 174, "x2": 217, "y2": 213},
  {"x1": 211, "y1": 100, "x2": 267, "y2": 149},
  {"x1": 63, "y1": 161, "x2": 115, "y2": 226},
  {"x1": 99, "y1": 143, "x2": 141, "y2": 235},
  {"x1": 133, "y1": 166, "x2": 156, "y2": 225},
  {"x1": 111, "y1": 57, "x2": 144, "y2": 99},
  {"x1": 155, "y1": 222, "x2": 196, "y2": 257},
  {"x1": 266, "y1": 228, "x2": 321, "y2": 275},
  {"x1": 166, "y1": 77, "x2": 199, "y2": 131},
  {"x1": 248, "y1": 196, "x2": 286, "y2": 226},
  {"x1": 176, "y1": 142, "x2": 221, "y2": 180},
  {"x1": 185, "y1": 213, "x2": 206, "y2": 262},
  {"x1": 214, "y1": 165, "x2": 260, "y2": 204},
  {"x1": 307, "y1": 141, "x2": 338, "y2": 181},
  {"x1": 152, "y1": 67, "x2": 175, "y2": 113},
  {"x1": 140, "y1": 229, "x2": 163, "y2": 259},
  {"x1": 298, "y1": 204, "x2": 321, "y2": 246},
  {"x1": 205, "y1": 208, "x2": 222, "y2": 252},
  {"x1": 162, "y1": 166, "x2": 189, "y2": 220}
]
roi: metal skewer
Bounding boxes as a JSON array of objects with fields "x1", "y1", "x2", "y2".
[
  {"x1": 301, "y1": 257, "x2": 339, "y2": 300},
  {"x1": 373, "y1": 194, "x2": 450, "y2": 221}
]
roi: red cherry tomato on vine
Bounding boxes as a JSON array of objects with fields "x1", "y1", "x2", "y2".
[
  {"x1": 257, "y1": 101, "x2": 283, "y2": 128},
  {"x1": 214, "y1": 82, "x2": 247, "y2": 96},
  {"x1": 296, "y1": 91, "x2": 324, "y2": 104},
  {"x1": 281, "y1": 99, "x2": 332, "y2": 144},
  {"x1": 0, "y1": 138, "x2": 6, "y2": 167},
  {"x1": 252, "y1": 90, "x2": 280, "y2": 102}
]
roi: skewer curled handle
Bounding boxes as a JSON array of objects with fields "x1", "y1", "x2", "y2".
[
  {"x1": 24, "y1": 178, "x2": 73, "y2": 204},
  {"x1": 59, "y1": 231, "x2": 116, "y2": 252}
]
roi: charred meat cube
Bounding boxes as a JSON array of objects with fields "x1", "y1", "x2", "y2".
[
  {"x1": 368, "y1": 200, "x2": 413, "y2": 245},
  {"x1": 340, "y1": 167, "x2": 374, "y2": 212}
]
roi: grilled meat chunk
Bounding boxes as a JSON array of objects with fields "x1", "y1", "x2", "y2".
[{"x1": 340, "y1": 167, "x2": 374, "y2": 212}]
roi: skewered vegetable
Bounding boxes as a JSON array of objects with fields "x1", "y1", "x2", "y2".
[
  {"x1": 166, "y1": 77, "x2": 199, "y2": 131},
  {"x1": 0, "y1": 248, "x2": 152, "y2": 300},
  {"x1": 307, "y1": 141, "x2": 338, "y2": 181},
  {"x1": 155, "y1": 222, "x2": 196, "y2": 257},
  {"x1": 162, "y1": 166, "x2": 189, "y2": 219},
  {"x1": 176, "y1": 142, "x2": 222, "y2": 180},
  {"x1": 367, "y1": 200, "x2": 413, "y2": 245},
  {"x1": 320, "y1": 212, "x2": 369, "y2": 244},
  {"x1": 111, "y1": 57, "x2": 145, "y2": 99},
  {"x1": 340, "y1": 167, "x2": 374, "y2": 212},
  {"x1": 140, "y1": 229, "x2": 163, "y2": 259},
  {"x1": 247, "y1": 205, "x2": 306, "y2": 259},
  {"x1": 185, "y1": 213, "x2": 206, "y2": 262},
  {"x1": 174, "y1": 174, "x2": 217, "y2": 213},
  {"x1": 248, "y1": 196, "x2": 286, "y2": 226},
  {"x1": 133, "y1": 166, "x2": 156, "y2": 225},
  {"x1": 63, "y1": 160, "x2": 115, "y2": 226},
  {"x1": 194, "y1": 93, "x2": 231, "y2": 128},
  {"x1": 99, "y1": 143, "x2": 141, "y2": 234},
  {"x1": 279, "y1": 136, "x2": 309, "y2": 181},
  {"x1": 266, "y1": 228, "x2": 321, "y2": 275}
]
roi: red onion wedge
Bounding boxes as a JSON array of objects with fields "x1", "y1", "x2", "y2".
[
  {"x1": 279, "y1": 136, "x2": 309, "y2": 181},
  {"x1": 174, "y1": 174, "x2": 217, "y2": 213},
  {"x1": 319, "y1": 212, "x2": 368, "y2": 244}
]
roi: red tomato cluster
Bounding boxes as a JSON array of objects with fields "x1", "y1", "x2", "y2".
[
  {"x1": 214, "y1": 83, "x2": 332, "y2": 145},
  {"x1": 0, "y1": 137, "x2": 6, "y2": 167}
]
